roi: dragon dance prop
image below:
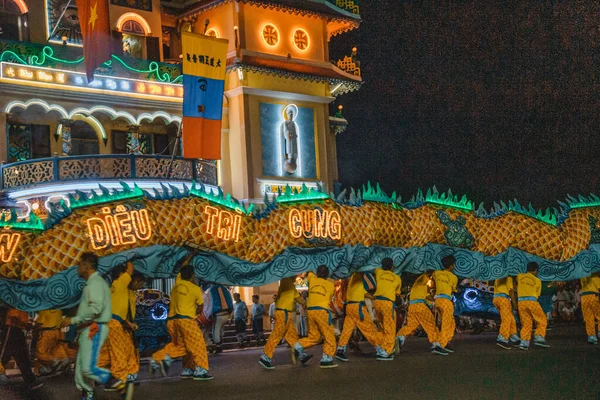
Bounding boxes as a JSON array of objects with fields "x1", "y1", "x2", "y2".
[{"x1": 1, "y1": 182, "x2": 600, "y2": 311}]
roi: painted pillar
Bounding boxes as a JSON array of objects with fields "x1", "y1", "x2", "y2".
[
  {"x1": 58, "y1": 119, "x2": 73, "y2": 156},
  {"x1": 127, "y1": 124, "x2": 142, "y2": 154},
  {"x1": 0, "y1": 112, "x2": 9, "y2": 163}
]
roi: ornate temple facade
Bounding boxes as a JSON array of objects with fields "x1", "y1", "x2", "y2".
[{"x1": 0, "y1": 0, "x2": 361, "y2": 218}]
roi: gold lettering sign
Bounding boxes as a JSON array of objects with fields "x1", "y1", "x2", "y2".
[
  {"x1": 86, "y1": 205, "x2": 153, "y2": 250},
  {"x1": 288, "y1": 208, "x2": 341, "y2": 240},
  {"x1": 0, "y1": 232, "x2": 21, "y2": 262},
  {"x1": 204, "y1": 205, "x2": 243, "y2": 242}
]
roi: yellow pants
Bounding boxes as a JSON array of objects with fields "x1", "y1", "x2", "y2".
[
  {"x1": 374, "y1": 300, "x2": 396, "y2": 354},
  {"x1": 397, "y1": 302, "x2": 439, "y2": 343},
  {"x1": 518, "y1": 300, "x2": 547, "y2": 341},
  {"x1": 493, "y1": 297, "x2": 517, "y2": 340},
  {"x1": 152, "y1": 319, "x2": 208, "y2": 370},
  {"x1": 36, "y1": 330, "x2": 72, "y2": 365},
  {"x1": 581, "y1": 295, "x2": 600, "y2": 337},
  {"x1": 263, "y1": 310, "x2": 298, "y2": 358},
  {"x1": 0, "y1": 360, "x2": 5, "y2": 375},
  {"x1": 298, "y1": 310, "x2": 336, "y2": 357},
  {"x1": 434, "y1": 298, "x2": 455, "y2": 347},
  {"x1": 97, "y1": 319, "x2": 139, "y2": 382},
  {"x1": 339, "y1": 303, "x2": 383, "y2": 350}
]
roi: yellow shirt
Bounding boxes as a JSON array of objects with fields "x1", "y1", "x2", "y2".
[
  {"x1": 111, "y1": 272, "x2": 136, "y2": 321},
  {"x1": 275, "y1": 277, "x2": 300, "y2": 311},
  {"x1": 306, "y1": 272, "x2": 334, "y2": 309},
  {"x1": 516, "y1": 273, "x2": 541, "y2": 299},
  {"x1": 169, "y1": 279, "x2": 204, "y2": 318},
  {"x1": 374, "y1": 268, "x2": 401, "y2": 301},
  {"x1": 346, "y1": 273, "x2": 367, "y2": 302},
  {"x1": 409, "y1": 274, "x2": 431, "y2": 301},
  {"x1": 494, "y1": 277, "x2": 514, "y2": 296},
  {"x1": 432, "y1": 270, "x2": 458, "y2": 297},
  {"x1": 580, "y1": 275, "x2": 600, "y2": 294},
  {"x1": 37, "y1": 309, "x2": 63, "y2": 329}
]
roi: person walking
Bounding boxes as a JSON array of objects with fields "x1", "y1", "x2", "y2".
[
  {"x1": 579, "y1": 272, "x2": 600, "y2": 344},
  {"x1": 233, "y1": 293, "x2": 249, "y2": 347},
  {"x1": 493, "y1": 275, "x2": 520, "y2": 349},
  {"x1": 373, "y1": 258, "x2": 402, "y2": 357},
  {"x1": 251, "y1": 295, "x2": 266, "y2": 346},
  {"x1": 35, "y1": 308, "x2": 72, "y2": 376},
  {"x1": 60, "y1": 253, "x2": 112, "y2": 400},
  {"x1": 203, "y1": 283, "x2": 233, "y2": 353},
  {"x1": 432, "y1": 255, "x2": 459, "y2": 352},
  {"x1": 516, "y1": 262, "x2": 550, "y2": 350}
]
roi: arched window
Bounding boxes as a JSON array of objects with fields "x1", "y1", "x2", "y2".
[
  {"x1": 121, "y1": 19, "x2": 144, "y2": 35},
  {"x1": 70, "y1": 120, "x2": 99, "y2": 155},
  {"x1": 116, "y1": 13, "x2": 157, "y2": 60},
  {"x1": 0, "y1": 0, "x2": 29, "y2": 41}
]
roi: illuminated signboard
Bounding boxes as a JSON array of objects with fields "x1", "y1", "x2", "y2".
[
  {"x1": 0, "y1": 232, "x2": 21, "y2": 262},
  {"x1": 0, "y1": 62, "x2": 183, "y2": 100},
  {"x1": 260, "y1": 180, "x2": 318, "y2": 196},
  {"x1": 204, "y1": 205, "x2": 243, "y2": 242},
  {"x1": 288, "y1": 208, "x2": 341, "y2": 240},
  {"x1": 86, "y1": 205, "x2": 153, "y2": 250}
]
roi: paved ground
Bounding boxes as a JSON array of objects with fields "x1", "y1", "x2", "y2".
[{"x1": 1, "y1": 326, "x2": 598, "y2": 400}]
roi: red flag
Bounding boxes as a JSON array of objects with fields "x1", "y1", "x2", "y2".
[{"x1": 75, "y1": 0, "x2": 111, "y2": 82}]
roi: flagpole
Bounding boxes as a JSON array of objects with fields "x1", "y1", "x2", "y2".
[
  {"x1": 166, "y1": 121, "x2": 182, "y2": 179},
  {"x1": 47, "y1": 0, "x2": 73, "y2": 43}
]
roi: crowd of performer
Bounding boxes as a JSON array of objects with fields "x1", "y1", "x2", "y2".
[{"x1": 0, "y1": 251, "x2": 599, "y2": 399}]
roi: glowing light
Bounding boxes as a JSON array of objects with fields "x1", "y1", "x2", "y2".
[
  {"x1": 261, "y1": 23, "x2": 280, "y2": 47},
  {"x1": 69, "y1": 182, "x2": 144, "y2": 209},
  {"x1": 288, "y1": 208, "x2": 341, "y2": 240},
  {"x1": 86, "y1": 205, "x2": 153, "y2": 250},
  {"x1": 206, "y1": 28, "x2": 219, "y2": 38},
  {"x1": 292, "y1": 28, "x2": 310, "y2": 51},
  {"x1": 0, "y1": 232, "x2": 21, "y2": 262},
  {"x1": 116, "y1": 13, "x2": 152, "y2": 34},
  {"x1": 190, "y1": 182, "x2": 253, "y2": 215},
  {"x1": 1, "y1": 62, "x2": 182, "y2": 101},
  {"x1": 425, "y1": 187, "x2": 473, "y2": 212},
  {"x1": 203, "y1": 205, "x2": 242, "y2": 242}
]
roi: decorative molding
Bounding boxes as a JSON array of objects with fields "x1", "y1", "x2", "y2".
[{"x1": 224, "y1": 86, "x2": 335, "y2": 104}]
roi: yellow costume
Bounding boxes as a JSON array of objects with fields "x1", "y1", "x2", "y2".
[
  {"x1": 152, "y1": 279, "x2": 209, "y2": 371},
  {"x1": 263, "y1": 277, "x2": 300, "y2": 359},
  {"x1": 432, "y1": 270, "x2": 458, "y2": 348},
  {"x1": 516, "y1": 272, "x2": 547, "y2": 347},
  {"x1": 373, "y1": 268, "x2": 401, "y2": 355},
  {"x1": 338, "y1": 273, "x2": 384, "y2": 352},
  {"x1": 397, "y1": 273, "x2": 440, "y2": 345},
  {"x1": 493, "y1": 277, "x2": 517, "y2": 345},
  {"x1": 580, "y1": 275, "x2": 600, "y2": 342},
  {"x1": 36, "y1": 309, "x2": 72, "y2": 367},
  {"x1": 297, "y1": 272, "x2": 336, "y2": 358},
  {"x1": 98, "y1": 272, "x2": 139, "y2": 382}
]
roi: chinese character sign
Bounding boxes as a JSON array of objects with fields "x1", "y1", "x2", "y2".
[{"x1": 181, "y1": 32, "x2": 228, "y2": 160}]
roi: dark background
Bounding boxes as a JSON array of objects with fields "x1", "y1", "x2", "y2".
[{"x1": 330, "y1": 1, "x2": 600, "y2": 209}]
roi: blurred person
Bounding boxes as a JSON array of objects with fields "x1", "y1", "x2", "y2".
[
  {"x1": 251, "y1": 295, "x2": 266, "y2": 346},
  {"x1": 35, "y1": 309, "x2": 72, "y2": 376},
  {"x1": 373, "y1": 258, "x2": 402, "y2": 356},
  {"x1": 232, "y1": 293, "x2": 249, "y2": 347},
  {"x1": 202, "y1": 283, "x2": 233, "y2": 353},
  {"x1": 268, "y1": 294, "x2": 277, "y2": 331},
  {"x1": 493, "y1": 275, "x2": 520, "y2": 349},
  {"x1": 580, "y1": 272, "x2": 600, "y2": 344},
  {"x1": 432, "y1": 255, "x2": 459, "y2": 352}
]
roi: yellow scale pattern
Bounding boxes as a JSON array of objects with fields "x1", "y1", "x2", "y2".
[{"x1": 2, "y1": 198, "x2": 600, "y2": 280}]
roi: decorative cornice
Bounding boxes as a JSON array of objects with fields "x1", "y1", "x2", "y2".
[{"x1": 224, "y1": 86, "x2": 335, "y2": 104}]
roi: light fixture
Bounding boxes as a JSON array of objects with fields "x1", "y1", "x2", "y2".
[{"x1": 62, "y1": 36, "x2": 68, "y2": 46}]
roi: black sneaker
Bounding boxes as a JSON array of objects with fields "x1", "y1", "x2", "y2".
[
  {"x1": 214, "y1": 345, "x2": 223, "y2": 354},
  {"x1": 443, "y1": 345, "x2": 455, "y2": 353},
  {"x1": 193, "y1": 372, "x2": 214, "y2": 381},
  {"x1": 496, "y1": 341, "x2": 511, "y2": 350},
  {"x1": 335, "y1": 350, "x2": 349, "y2": 362},
  {"x1": 431, "y1": 346, "x2": 449, "y2": 356},
  {"x1": 534, "y1": 340, "x2": 550, "y2": 348},
  {"x1": 258, "y1": 358, "x2": 275, "y2": 370},
  {"x1": 319, "y1": 361, "x2": 338, "y2": 369},
  {"x1": 295, "y1": 350, "x2": 313, "y2": 365},
  {"x1": 376, "y1": 354, "x2": 395, "y2": 361},
  {"x1": 104, "y1": 378, "x2": 125, "y2": 392}
]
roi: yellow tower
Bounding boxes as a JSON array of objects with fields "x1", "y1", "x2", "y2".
[{"x1": 171, "y1": 0, "x2": 362, "y2": 203}]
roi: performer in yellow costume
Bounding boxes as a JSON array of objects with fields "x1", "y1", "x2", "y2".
[
  {"x1": 259, "y1": 276, "x2": 306, "y2": 369},
  {"x1": 396, "y1": 271, "x2": 447, "y2": 355},
  {"x1": 580, "y1": 272, "x2": 600, "y2": 344},
  {"x1": 493, "y1": 276, "x2": 520, "y2": 349},
  {"x1": 516, "y1": 262, "x2": 550, "y2": 350},
  {"x1": 151, "y1": 264, "x2": 213, "y2": 380},
  {"x1": 294, "y1": 266, "x2": 337, "y2": 368},
  {"x1": 35, "y1": 309, "x2": 72, "y2": 376},
  {"x1": 99, "y1": 262, "x2": 145, "y2": 391},
  {"x1": 335, "y1": 272, "x2": 391, "y2": 362},
  {"x1": 373, "y1": 258, "x2": 401, "y2": 357},
  {"x1": 432, "y1": 255, "x2": 458, "y2": 352}
]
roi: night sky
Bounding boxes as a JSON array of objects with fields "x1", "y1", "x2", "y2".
[{"x1": 330, "y1": 1, "x2": 600, "y2": 209}]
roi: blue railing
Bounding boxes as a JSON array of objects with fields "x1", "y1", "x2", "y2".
[{"x1": 0, "y1": 154, "x2": 217, "y2": 191}]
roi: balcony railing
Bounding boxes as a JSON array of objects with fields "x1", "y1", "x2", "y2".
[{"x1": 0, "y1": 155, "x2": 217, "y2": 191}]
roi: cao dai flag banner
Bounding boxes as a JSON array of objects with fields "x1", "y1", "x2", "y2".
[
  {"x1": 74, "y1": 0, "x2": 111, "y2": 82},
  {"x1": 181, "y1": 31, "x2": 228, "y2": 160}
]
